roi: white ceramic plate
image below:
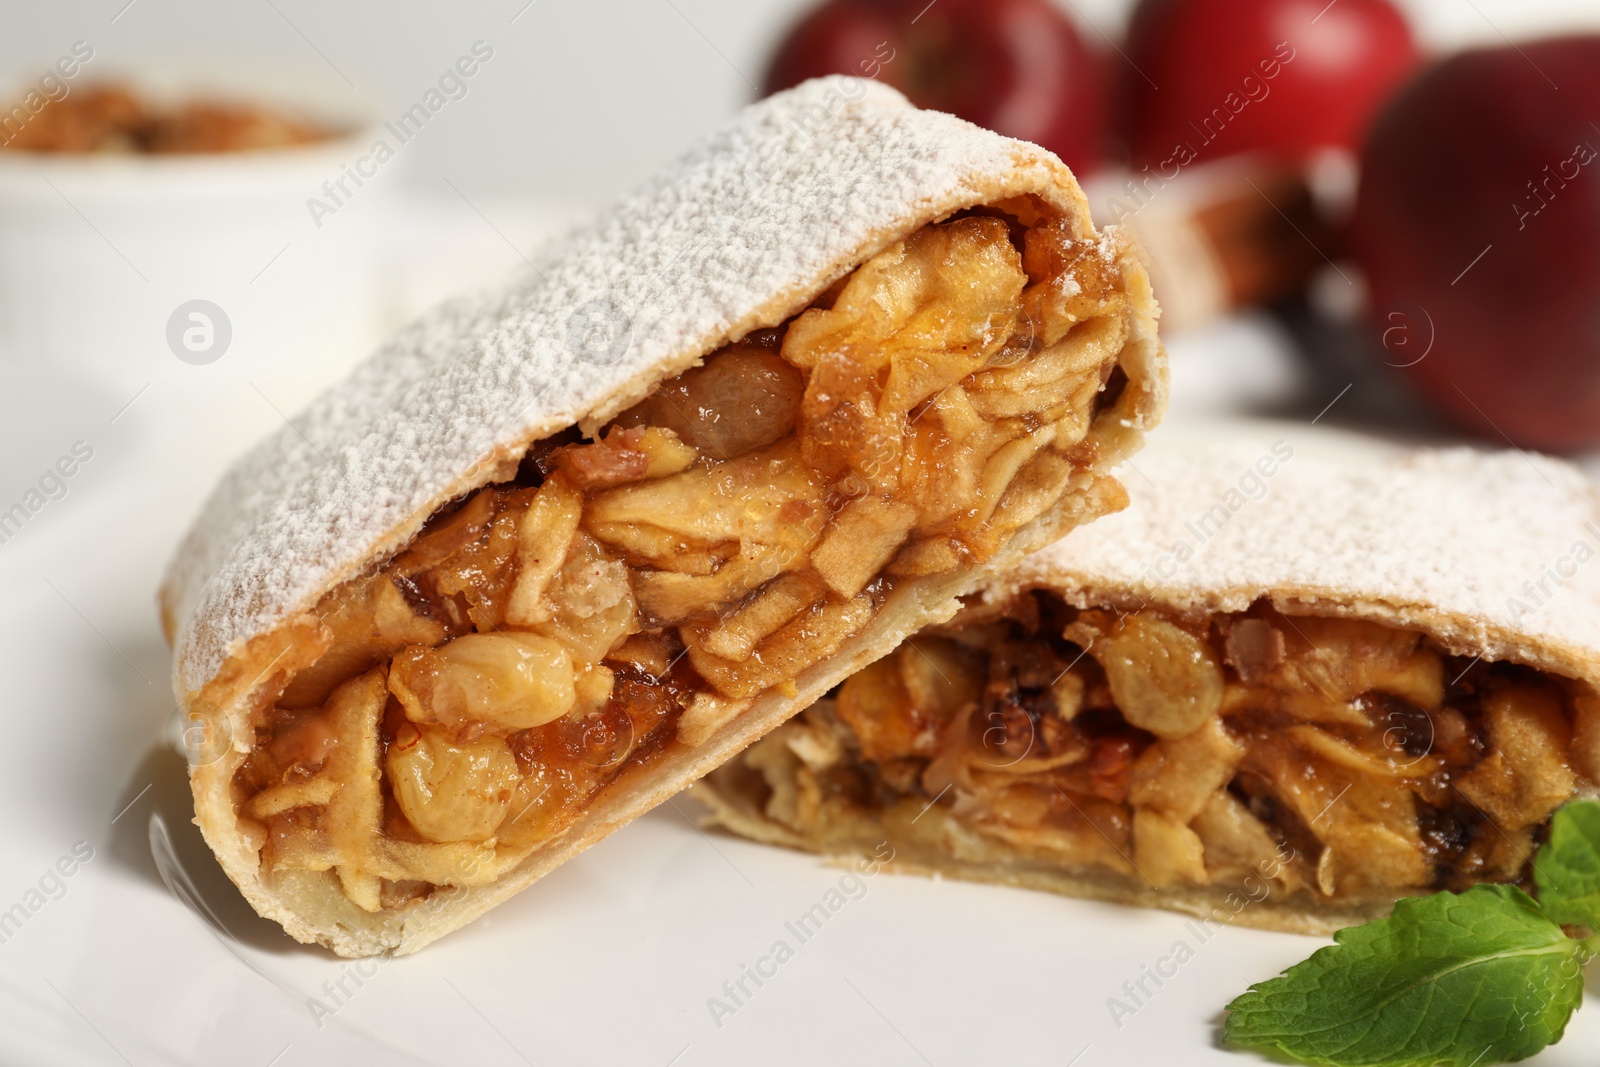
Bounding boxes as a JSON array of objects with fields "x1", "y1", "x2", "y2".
[{"x1": 6, "y1": 394, "x2": 1599, "y2": 1067}]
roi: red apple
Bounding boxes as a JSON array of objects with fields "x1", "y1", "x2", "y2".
[
  {"x1": 1123, "y1": 0, "x2": 1417, "y2": 169},
  {"x1": 1353, "y1": 36, "x2": 1600, "y2": 451},
  {"x1": 764, "y1": 0, "x2": 1107, "y2": 176}
]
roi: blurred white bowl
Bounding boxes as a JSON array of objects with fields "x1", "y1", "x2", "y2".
[{"x1": 0, "y1": 70, "x2": 402, "y2": 396}]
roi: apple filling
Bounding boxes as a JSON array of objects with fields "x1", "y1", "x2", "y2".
[
  {"x1": 719, "y1": 590, "x2": 1600, "y2": 905},
  {"x1": 228, "y1": 209, "x2": 1147, "y2": 912}
]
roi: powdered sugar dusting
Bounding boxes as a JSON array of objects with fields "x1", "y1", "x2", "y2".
[
  {"x1": 163, "y1": 77, "x2": 1088, "y2": 695},
  {"x1": 1014, "y1": 439, "x2": 1600, "y2": 675}
]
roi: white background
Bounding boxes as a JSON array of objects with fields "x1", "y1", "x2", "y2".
[{"x1": 2, "y1": 2, "x2": 1600, "y2": 1065}]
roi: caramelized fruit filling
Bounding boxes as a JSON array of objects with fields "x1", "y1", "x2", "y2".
[
  {"x1": 739, "y1": 591, "x2": 1599, "y2": 901},
  {"x1": 229, "y1": 210, "x2": 1144, "y2": 911}
]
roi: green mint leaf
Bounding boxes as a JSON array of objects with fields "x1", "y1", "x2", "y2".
[
  {"x1": 1224, "y1": 884, "x2": 1585, "y2": 1067},
  {"x1": 1535, "y1": 798, "x2": 1600, "y2": 929}
]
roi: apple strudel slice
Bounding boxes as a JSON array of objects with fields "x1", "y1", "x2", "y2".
[
  {"x1": 161, "y1": 77, "x2": 1166, "y2": 956},
  {"x1": 699, "y1": 441, "x2": 1600, "y2": 934}
]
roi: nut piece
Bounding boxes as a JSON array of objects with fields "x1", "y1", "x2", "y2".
[
  {"x1": 554, "y1": 426, "x2": 698, "y2": 488},
  {"x1": 389, "y1": 632, "x2": 576, "y2": 731},
  {"x1": 1096, "y1": 613, "x2": 1224, "y2": 739},
  {"x1": 387, "y1": 723, "x2": 522, "y2": 843},
  {"x1": 1051, "y1": 671, "x2": 1085, "y2": 721}
]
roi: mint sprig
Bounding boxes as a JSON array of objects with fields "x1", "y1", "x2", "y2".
[
  {"x1": 1224, "y1": 801, "x2": 1600, "y2": 1067},
  {"x1": 1225, "y1": 885, "x2": 1585, "y2": 1066},
  {"x1": 1535, "y1": 798, "x2": 1600, "y2": 929}
]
